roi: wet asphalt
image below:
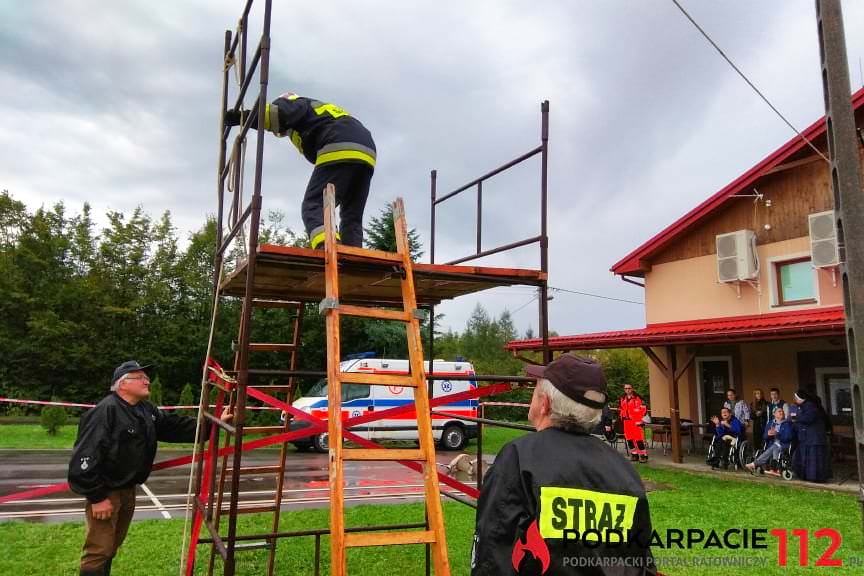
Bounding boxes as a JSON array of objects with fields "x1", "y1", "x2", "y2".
[{"x1": 0, "y1": 448, "x2": 477, "y2": 524}]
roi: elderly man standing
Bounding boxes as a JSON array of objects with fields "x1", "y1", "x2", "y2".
[
  {"x1": 471, "y1": 354, "x2": 655, "y2": 575},
  {"x1": 68, "y1": 361, "x2": 231, "y2": 576}
]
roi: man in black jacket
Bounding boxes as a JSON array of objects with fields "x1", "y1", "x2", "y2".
[
  {"x1": 472, "y1": 354, "x2": 656, "y2": 575},
  {"x1": 225, "y1": 92, "x2": 376, "y2": 249},
  {"x1": 68, "y1": 361, "x2": 231, "y2": 576}
]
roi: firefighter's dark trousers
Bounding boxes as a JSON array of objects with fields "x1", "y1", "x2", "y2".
[
  {"x1": 80, "y1": 487, "x2": 136, "y2": 575},
  {"x1": 303, "y1": 162, "x2": 373, "y2": 248}
]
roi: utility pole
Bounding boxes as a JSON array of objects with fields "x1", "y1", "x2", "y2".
[{"x1": 815, "y1": 0, "x2": 864, "y2": 537}]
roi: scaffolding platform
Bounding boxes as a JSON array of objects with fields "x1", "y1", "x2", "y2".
[{"x1": 221, "y1": 243, "x2": 547, "y2": 305}]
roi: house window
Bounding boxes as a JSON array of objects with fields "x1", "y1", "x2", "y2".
[{"x1": 775, "y1": 258, "x2": 816, "y2": 306}]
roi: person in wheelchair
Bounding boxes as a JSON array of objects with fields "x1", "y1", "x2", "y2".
[
  {"x1": 746, "y1": 407, "x2": 793, "y2": 475},
  {"x1": 707, "y1": 407, "x2": 743, "y2": 469}
]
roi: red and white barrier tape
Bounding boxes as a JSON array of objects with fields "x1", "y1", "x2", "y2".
[{"x1": 0, "y1": 398, "x2": 278, "y2": 410}]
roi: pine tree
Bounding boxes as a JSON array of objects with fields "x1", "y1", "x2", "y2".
[
  {"x1": 149, "y1": 376, "x2": 164, "y2": 407},
  {"x1": 178, "y1": 383, "x2": 196, "y2": 417},
  {"x1": 364, "y1": 205, "x2": 423, "y2": 260}
]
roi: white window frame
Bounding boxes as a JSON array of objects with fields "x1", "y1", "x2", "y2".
[{"x1": 767, "y1": 251, "x2": 821, "y2": 310}]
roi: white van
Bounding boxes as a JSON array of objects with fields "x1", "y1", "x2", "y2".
[{"x1": 290, "y1": 358, "x2": 478, "y2": 453}]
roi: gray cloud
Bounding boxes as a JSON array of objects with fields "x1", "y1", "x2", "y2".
[{"x1": 2, "y1": 0, "x2": 863, "y2": 338}]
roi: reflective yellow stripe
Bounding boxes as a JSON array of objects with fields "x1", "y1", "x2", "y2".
[
  {"x1": 315, "y1": 150, "x2": 376, "y2": 167},
  {"x1": 289, "y1": 130, "x2": 304, "y2": 154},
  {"x1": 264, "y1": 103, "x2": 271, "y2": 131},
  {"x1": 310, "y1": 230, "x2": 340, "y2": 249},
  {"x1": 313, "y1": 102, "x2": 349, "y2": 118},
  {"x1": 539, "y1": 486, "x2": 638, "y2": 542}
]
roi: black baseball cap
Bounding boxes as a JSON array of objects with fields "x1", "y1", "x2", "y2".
[
  {"x1": 525, "y1": 354, "x2": 607, "y2": 408},
  {"x1": 112, "y1": 360, "x2": 153, "y2": 385}
]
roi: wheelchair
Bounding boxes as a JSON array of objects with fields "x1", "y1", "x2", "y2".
[
  {"x1": 752, "y1": 444, "x2": 795, "y2": 480},
  {"x1": 706, "y1": 435, "x2": 754, "y2": 471}
]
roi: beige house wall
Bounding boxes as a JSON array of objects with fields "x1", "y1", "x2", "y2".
[
  {"x1": 644, "y1": 236, "x2": 842, "y2": 325},
  {"x1": 647, "y1": 338, "x2": 846, "y2": 423}
]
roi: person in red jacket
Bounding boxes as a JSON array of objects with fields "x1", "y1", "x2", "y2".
[{"x1": 619, "y1": 384, "x2": 648, "y2": 463}]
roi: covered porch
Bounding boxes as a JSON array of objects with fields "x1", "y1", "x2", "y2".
[{"x1": 508, "y1": 306, "x2": 849, "y2": 465}]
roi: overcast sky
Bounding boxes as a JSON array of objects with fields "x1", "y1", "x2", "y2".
[{"x1": 2, "y1": 0, "x2": 863, "y2": 338}]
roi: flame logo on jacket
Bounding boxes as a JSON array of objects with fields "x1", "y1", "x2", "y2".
[{"x1": 511, "y1": 520, "x2": 550, "y2": 574}]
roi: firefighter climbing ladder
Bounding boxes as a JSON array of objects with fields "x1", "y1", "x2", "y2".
[{"x1": 319, "y1": 185, "x2": 449, "y2": 575}]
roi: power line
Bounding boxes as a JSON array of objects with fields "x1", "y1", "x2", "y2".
[
  {"x1": 510, "y1": 294, "x2": 539, "y2": 315},
  {"x1": 549, "y1": 286, "x2": 644, "y2": 305},
  {"x1": 670, "y1": 0, "x2": 830, "y2": 163}
]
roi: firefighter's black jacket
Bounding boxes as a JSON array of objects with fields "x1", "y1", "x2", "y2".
[
  {"x1": 472, "y1": 427, "x2": 656, "y2": 575},
  {"x1": 263, "y1": 93, "x2": 376, "y2": 168},
  {"x1": 68, "y1": 393, "x2": 197, "y2": 503}
]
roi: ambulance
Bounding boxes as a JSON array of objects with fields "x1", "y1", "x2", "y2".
[{"x1": 290, "y1": 357, "x2": 478, "y2": 453}]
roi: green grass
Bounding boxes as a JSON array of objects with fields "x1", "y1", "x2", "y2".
[
  {"x1": 466, "y1": 424, "x2": 529, "y2": 455},
  {"x1": 0, "y1": 423, "x2": 529, "y2": 453},
  {"x1": 0, "y1": 424, "x2": 206, "y2": 451},
  {"x1": 1, "y1": 467, "x2": 859, "y2": 575}
]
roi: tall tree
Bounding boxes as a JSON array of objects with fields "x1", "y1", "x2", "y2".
[{"x1": 364, "y1": 204, "x2": 423, "y2": 260}]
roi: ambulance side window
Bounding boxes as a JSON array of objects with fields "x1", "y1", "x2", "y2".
[{"x1": 342, "y1": 384, "x2": 370, "y2": 401}]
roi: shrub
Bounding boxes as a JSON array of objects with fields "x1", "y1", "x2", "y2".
[{"x1": 40, "y1": 404, "x2": 67, "y2": 435}]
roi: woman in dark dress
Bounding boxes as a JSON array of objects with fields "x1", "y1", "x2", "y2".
[
  {"x1": 751, "y1": 388, "x2": 768, "y2": 450},
  {"x1": 792, "y1": 390, "x2": 832, "y2": 483}
]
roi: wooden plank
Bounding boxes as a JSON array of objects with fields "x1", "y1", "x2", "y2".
[
  {"x1": 342, "y1": 448, "x2": 426, "y2": 461},
  {"x1": 323, "y1": 184, "x2": 346, "y2": 576},
  {"x1": 344, "y1": 530, "x2": 436, "y2": 548},
  {"x1": 251, "y1": 299, "x2": 302, "y2": 309},
  {"x1": 641, "y1": 346, "x2": 669, "y2": 376},
  {"x1": 249, "y1": 343, "x2": 297, "y2": 352},
  {"x1": 339, "y1": 372, "x2": 418, "y2": 387},
  {"x1": 337, "y1": 305, "x2": 411, "y2": 322},
  {"x1": 244, "y1": 426, "x2": 287, "y2": 434},
  {"x1": 393, "y1": 197, "x2": 451, "y2": 575},
  {"x1": 653, "y1": 157, "x2": 833, "y2": 265},
  {"x1": 224, "y1": 465, "x2": 283, "y2": 475},
  {"x1": 337, "y1": 244, "x2": 403, "y2": 263}
]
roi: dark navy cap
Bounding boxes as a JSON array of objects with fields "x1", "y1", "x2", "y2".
[{"x1": 112, "y1": 360, "x2": 153, "y2": 385}]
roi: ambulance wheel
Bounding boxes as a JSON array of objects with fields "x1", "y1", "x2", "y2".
[
  {"x1": 439, "y1": 424, "x2": 466, "y2": 451},
  {"x1": 312, "y1": 432, "x2": 329, "y2": 453}
]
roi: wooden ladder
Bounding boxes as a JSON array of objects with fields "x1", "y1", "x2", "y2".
[
  {"x1": 206, "y1": 299, "x2": 305, "y2": 576},
  {"x1": 321, "y1": 184, "x2": 450, "y2": 575}
]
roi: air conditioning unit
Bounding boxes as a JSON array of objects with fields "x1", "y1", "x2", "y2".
[
  {"x1": 809, "y1": 210, "x2": 839, "y2": 268},
  {"x1": 716, "y1": 230, "x2": 759, "y2": 283}
]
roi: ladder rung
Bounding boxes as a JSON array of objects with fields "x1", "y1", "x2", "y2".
[
  {"x1": 342, "y1": 448, "x2": 426, "y2": 461},
  {"x1": 339, "y1": 372, "x2": 418, "y2": 387},
  {"x1": 336, "y1": 244, "x2": 403, "y2": 263},
  {"x1": 338, "y1": 305, "x2": 411, "y2": 322},
  {"x1": 244, "y1": 426, "x2": 288, "y2": 434},
  {"x1": 344, "y1": 530, "x2": 436, "y2": 548},
  {"x1": 224, "y1": 504, "x2": 279, "y2": 515},
  {"x1": 234, "y1": 542, "x2": 271, "y2": 551},
  {"x1": 203, "y1": 411, "x2": 236, "y2": 435},
  {"x1": 224, "y1": 465, "x2": 283, "y2": 475},
  {"x1": 249, "y1": 343, "x2": 297, "y2": 352},
  {"x1": 252, "y1": 299, "x2": 302, "y2": 309},
  {"x1": 206, "y1": 379, "x2": 231, "y2": 393}
]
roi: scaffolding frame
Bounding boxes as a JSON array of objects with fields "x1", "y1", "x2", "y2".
[{"x1": 185, "y1": 0, "x2": 553, "y2": 573}]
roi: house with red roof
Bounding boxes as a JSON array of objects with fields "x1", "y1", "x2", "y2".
[{"x1": 509, "y1": 87, "x2": 864, "y2": 461}]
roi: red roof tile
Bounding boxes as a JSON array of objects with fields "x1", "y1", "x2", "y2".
[{"x1": 507, "y1": 307, "x2": 845, "y2": 351}]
